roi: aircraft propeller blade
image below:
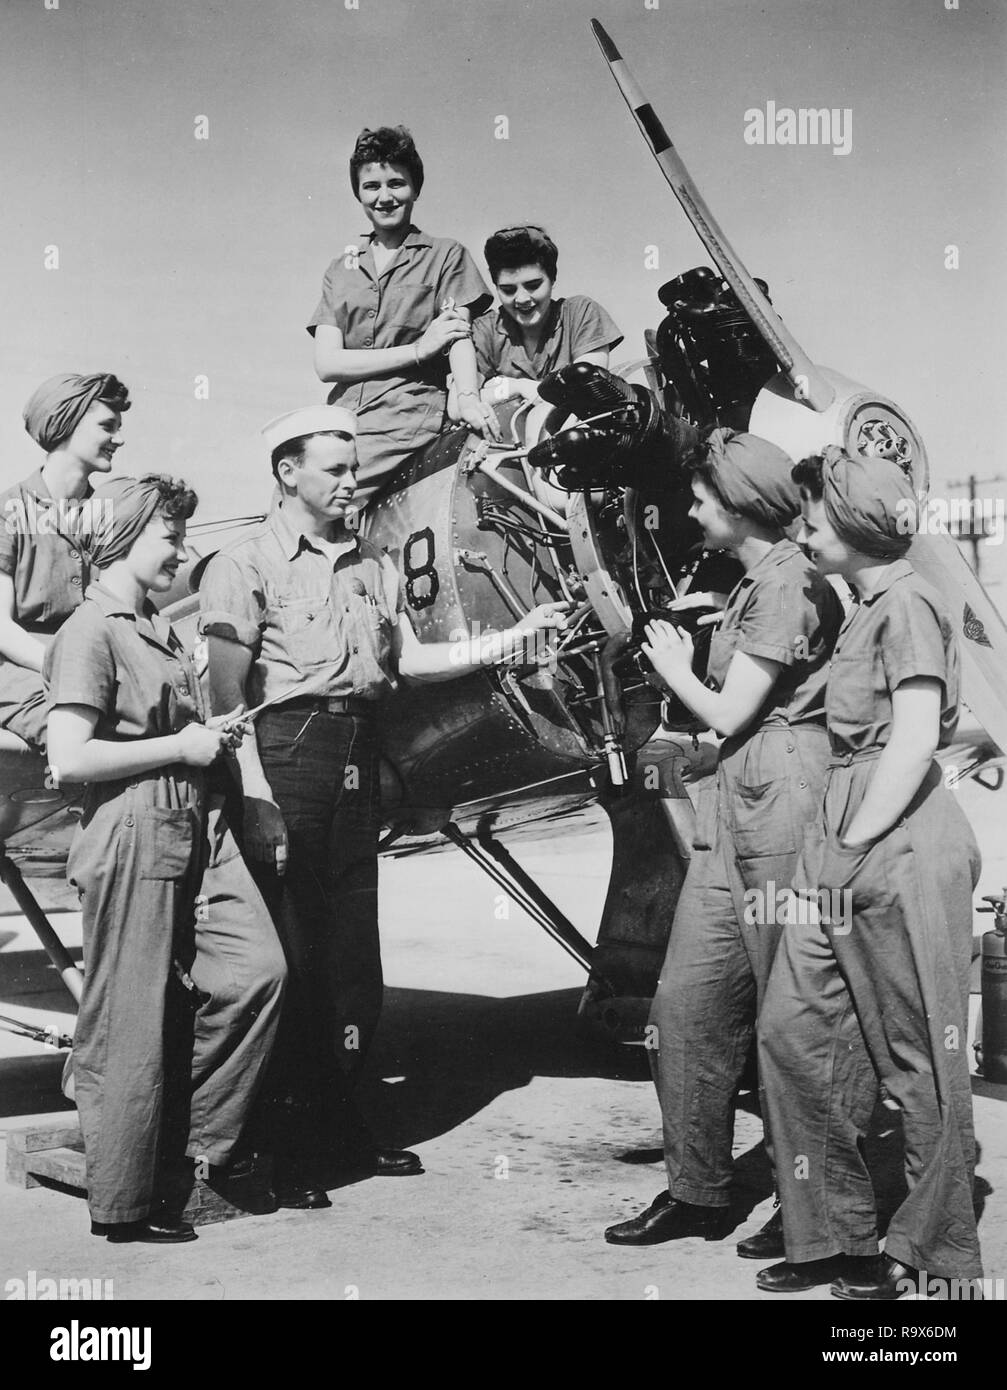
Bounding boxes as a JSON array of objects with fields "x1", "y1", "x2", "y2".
[{"x1": 591, "y1": 18, "x2": 835, "y2": 413}]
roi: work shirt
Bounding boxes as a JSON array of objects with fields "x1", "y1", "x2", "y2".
[
  {"x1": 307, "y1": 226, "x2": 492, "y2": 504},
  {"x1": 43, "y1": 580, "x2": 206, "y2": 821},
  {"x1": 472, "y1": 295, "x2": 623, "y2": 382},
  {"x1": 0, "y1": 468, "x2": 90, "y2": 632},
  {"x1": 707, "y1": 539, "x2": 843, "y2": 730},
  {"x1": 826, "y1": 558, "x2": 959, "y2": 755},
  {"x1": 198, "y1": 505, "x2": 403, "y2": 707}
]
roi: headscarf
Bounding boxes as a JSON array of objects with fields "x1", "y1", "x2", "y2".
[
  {"x1": 82, "y1": 476, "x2": 164, "y2": 569},
  {"x1": 22, "y1": 373, "x2": 131, "y2": 452},
  {"x1": 704, "y1": 428, "x2": 800, "y2": 530},
  {"x1": 820, "y1": 446, "x2": 916, "y2": 559}
]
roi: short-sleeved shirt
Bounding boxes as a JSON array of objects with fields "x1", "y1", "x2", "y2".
[
  {"x1": 43, "y1": 581, "x2": 205, "y2": 739},
  {"x1": 307, "y1": 226, "x2": 492, "y2": 505},
  {"x1": 707, "y1": 539, "x2": 843, "y2": 729},
  {"x1": 198, "y1": 505, "x2": 403, "y2": 707},
  {"x1": 0, "y1": 469, "x2": 91, "y2": 632},
  {"x1": 826, "y1": 559, "x2": 959, "y2": 755},
  {"x1": 472, "y1": 295, "x2": 623, "y2": 384}
]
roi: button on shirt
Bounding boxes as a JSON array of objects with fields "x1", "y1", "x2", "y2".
[
  {"x1": 0, "y1": 469, "x2": 91, "y2": 632},
  {"x1": 197, "y1": 506, "x2": 403, "y2": 707},
  {"x1": 306, "y1": 226, "x2": 492, "y2": 505},
  {"x1": 707, "y1": 539, "x2": 843, "y2": 728},
  {"x1": 472, "y1": 295, "x2": 623, "y2": 383},
  {"x1": 826, "y1": 559, "x2": 960, "y2": 754}
]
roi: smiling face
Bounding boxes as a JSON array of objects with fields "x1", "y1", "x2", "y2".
[
  {"x1": 279, "y1": 434, "x2": 359, "y2": 524},
  {"x1": 128, "y1": 512, "x2": 189, "y2": 594},
  {"x1": 495, "y1": 262, "x2": 555, "y2": 336},
  {"x1": 688, "y1": 476, "x2": 747, "y2": 552},
  {"x1": 356, "y1": 161, "x2": 417, "y2": 237},
  {"x1": 64, "y1": 401, "x2": 124, "y2": 474},
  {"x1": 796, "y1": 493, "x2": 856, "y2": 578}
]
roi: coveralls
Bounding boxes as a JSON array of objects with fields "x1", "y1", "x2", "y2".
[
  {"x1": 759, "y1": 559, "x2": 983, "y2": 1279},
  {"x1": 0, "y1": 469, "x2": 89, "y2": 744},
  {"x1": 307, "y1": 225, "x2": 492, "y2": 507},
  {"x1": 199, "y1": 507, "x2": 402, "y2": 1172},
  {"x1": 472, "y1": 295, "x2": 623, "y2": 383},
  {"x1": 649, "y1": 539, "x2": 843, "y2": 1205},
  {"x1": 43, "y1": 582, "x2": 287, "y2": 1225}
]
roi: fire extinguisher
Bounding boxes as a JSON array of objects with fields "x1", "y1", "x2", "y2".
[{"x1": 976, "y1": 891, "x2": 1007, "y2": 1084}]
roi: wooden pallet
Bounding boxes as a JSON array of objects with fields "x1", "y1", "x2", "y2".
[{"x1": 5, "y1": 1121, "x2": 275, "y2": 1225}]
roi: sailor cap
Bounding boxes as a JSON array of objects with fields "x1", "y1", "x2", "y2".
[{"x1": 262, "y1": 405, "x2": 357, "y2": 452}]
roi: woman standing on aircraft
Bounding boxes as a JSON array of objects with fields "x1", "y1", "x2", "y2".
[
  {"x1": 603, "y1": 429, "x2": 842, "y2": 1254},
  {"x1": 454, "y1": 224, "x2": 623, "y2": 408},
  {"x1": 0, "y1": 373, "x2": 130, "y2": 748},
  {"x1": 309, "y1": 125, "x2": 498, "y2": 510},
  {"x1": 44, "y1": 475, "x2": 285, "y2": 1244},
  {"x1": 756, "y1": 450, "x2": 982, "y2": 1299}
]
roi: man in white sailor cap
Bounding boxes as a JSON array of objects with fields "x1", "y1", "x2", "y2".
[{"x1": 198, "y1": 405, "x2": 568, "y2": 1207}]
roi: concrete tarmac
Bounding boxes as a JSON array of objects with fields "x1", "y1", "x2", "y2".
[{"x1": 1, "y1": 783, "x2": 1005, "y2": 1302}]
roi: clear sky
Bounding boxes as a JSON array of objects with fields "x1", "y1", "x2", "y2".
[{"x1": 2, "y1": 0, "x2": 1004, "y2": 569}]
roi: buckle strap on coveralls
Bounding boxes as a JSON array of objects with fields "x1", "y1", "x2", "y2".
[{"x1": 828, "y1": 745, "x2": 886, "y2": 768}]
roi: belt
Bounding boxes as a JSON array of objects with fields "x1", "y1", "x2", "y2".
[
  {"x1": 276, "y1": 695, "x2": 377, "y2": 718},
  {"x1": 828, "y1": 745, "x2": 885, "y2": 767}
]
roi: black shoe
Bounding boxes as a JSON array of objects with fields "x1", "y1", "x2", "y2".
[
  {"x1": 831, "y1": 1253, "x2": 917, "y2": 1301},
  {"x1": 368, "y1": 1148, "x2": 424, "y2": 1177},
  {"x1": 103, "y1": 1217, "x2": 197, "y2": 1244},
  {"x1": 275, "y1": 1185, "x2": 332, "y2": 1210},
  {"x1": 604, "y1": 1191, "x2": 730, "y2": 1246},
  {"x1": 737, "y1": 1208, "x2": 784, "y2": 1260},
  {"x1": 756, "y1": 1256, "x2": 862, "y2": 1293}
]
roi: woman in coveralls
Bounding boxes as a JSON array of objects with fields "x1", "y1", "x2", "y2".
[
  {"x1": 44, "y1": 475, "x2": 286, "y2": 1244},
  {"x1": 605, "y1": 430, "x2": 843, "y2": 1251},
  {"x1": 756, "y1": 449, "x2": 983, "y2": 1299},
  {"x1": 309, "y1": 124, "x2": 498, "y2": 509},
  {"x1": 0, "y1": 373, "x2": 130, "y2": 748}
]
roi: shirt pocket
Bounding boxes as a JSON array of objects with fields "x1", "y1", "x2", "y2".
[
  {"x1": 825, "y1": 650, "x2": 880, "y2": 733},
  {"x1": 381, "y1": 282, "x2": 435, "y2": 338},
  {"x1": 270, "y1": 592, "x2": 334, "y2": 665},
  {"x1": 138, "y1": 806, "x2": 197, "y2": 880}
]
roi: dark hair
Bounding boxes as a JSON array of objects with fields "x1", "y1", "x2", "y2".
[
  {"x1": 791, "y1": 454, "x2": 826, "y2": 500},
  {"x1": 484, "y1": 225, "x2": 559, "y2": 283},
  {"x1": 270, "y1": 430, "x2": 354, "y2": 483},
  {"x1": 95, "y1": 373, "x2": 131, "y2": 415},
  {"x1": 682, "y1": 430, "x2": 741, "y2": 514},
  {"x1": 139, "y1": 473, "x2": 198, "y2": 521},
  {"x1": 350, "y1": 126, "x2": 424, "y2": 198}
]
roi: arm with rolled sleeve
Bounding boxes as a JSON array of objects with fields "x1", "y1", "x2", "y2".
[
  {"x1": 839, "y1": 588, "x2": 949, "y2": 848},
  {"x1": 199, "y1": 553, "x2": 270, "y2": 792},
  {"x1": 565, "y1": 294, "x2": 624, "y2": 365}
]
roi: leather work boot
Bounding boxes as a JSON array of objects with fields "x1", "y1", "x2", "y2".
[
  {"x1": 737, "y1": 1206, "x2": 784, "y2": 1260},
  {"x1": 830, "y1": 1254, "x2": 919, "y2": 1301},
  {"x1": 604, "y1": 1191, "x2": 730, "y2": 1245},
  {"x1": 756, "y1": 1255, "x2": 873, "y2": 1293}
]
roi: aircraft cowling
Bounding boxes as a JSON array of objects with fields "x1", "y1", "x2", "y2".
[{"x1": 362, "y1": 415, "x2": 668, "y2": 834}]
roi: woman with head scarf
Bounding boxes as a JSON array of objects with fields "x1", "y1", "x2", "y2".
[
  {"x1": 0, "y1": 373, "x2": 130, "y2": 747},
  {"x1": 43, "y1": 475, "x2": 286, "y2": 1244},
  {"x1": 604, "y1": 428, "x2": 843, "y2": 1253},
  {"x1": 308, "y1": 124, "x2": 498, "y2": 510},
  {"x1": 756, "y1": 448, "x2": 983, "y2": 1298}
]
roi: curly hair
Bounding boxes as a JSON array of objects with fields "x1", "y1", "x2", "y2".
[
  {"x1": 349, "y1": 125, "x2": 424, "y2": 198},
  {"x1": 790, "y1": 454, "x2": 827, "y2": 500},
  {"x1": 484, "y1": 225, "x2": 559, "y2": 283},
  {"x1": 95, "y1": 373, "x2": 131, "y2": 416},
  {"x1": 139, "y1": 473, "x2": 198, "y2": 521}
]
